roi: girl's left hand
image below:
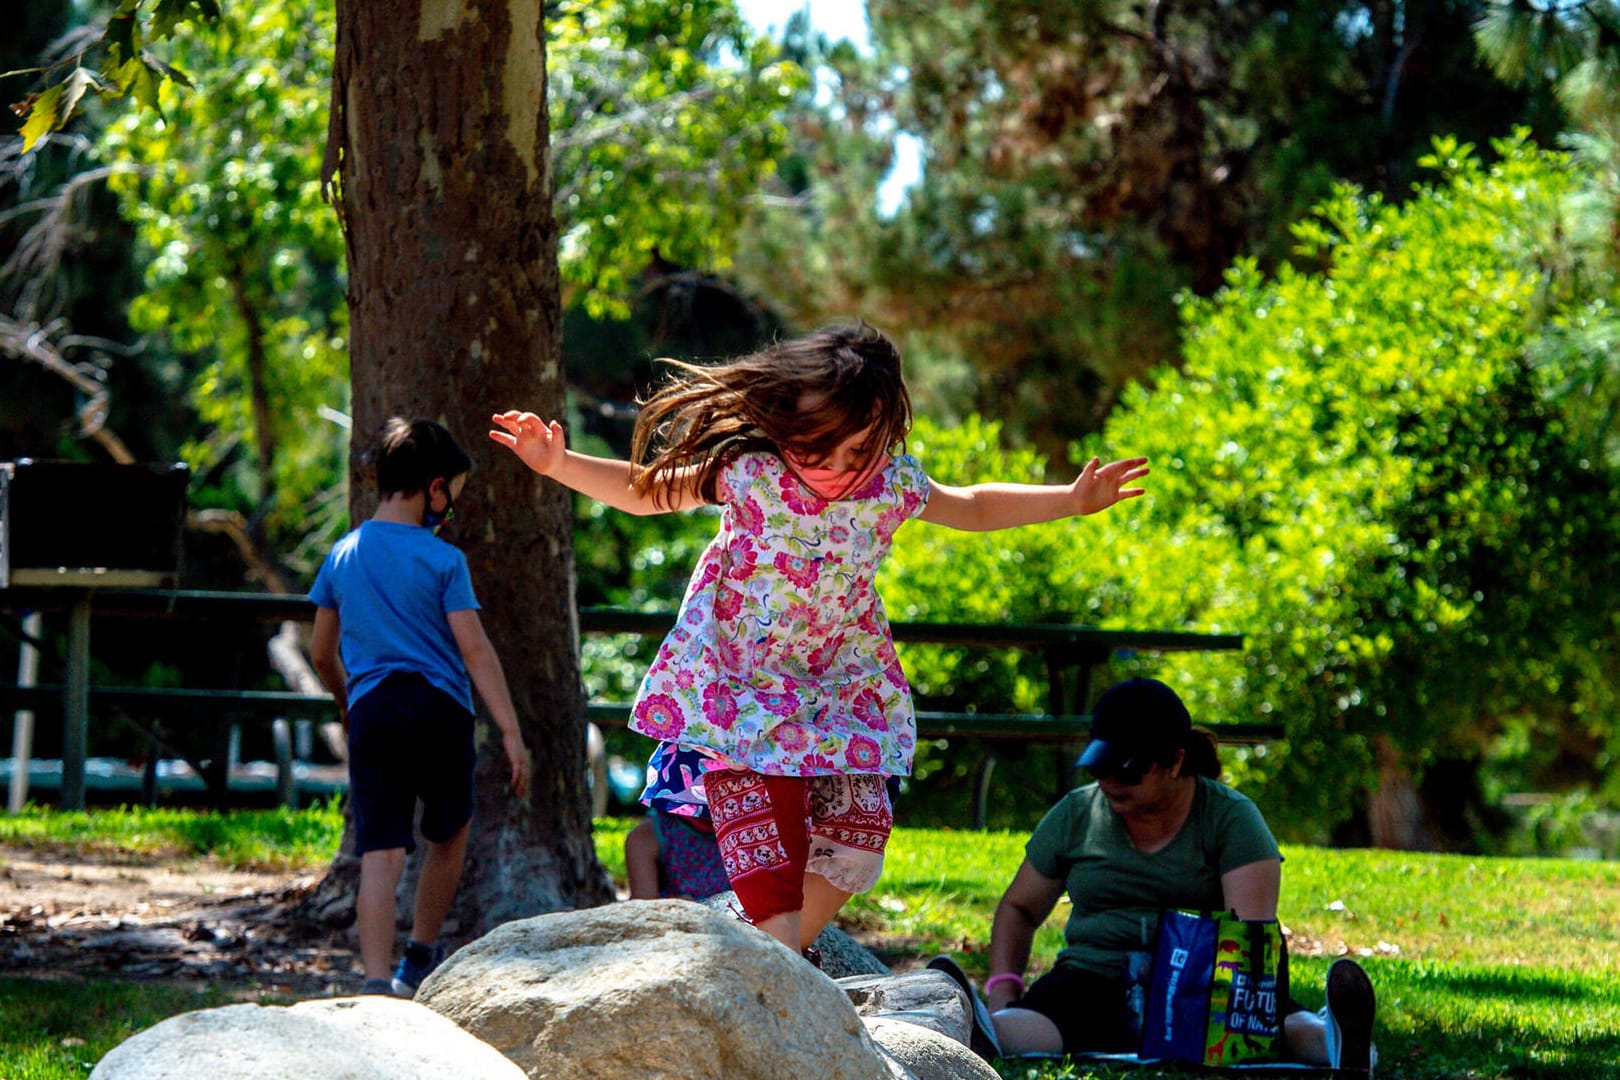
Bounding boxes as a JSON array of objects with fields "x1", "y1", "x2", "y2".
[{"x1": 1070, "y1": 456, "x2": 1150, "y2": 515}]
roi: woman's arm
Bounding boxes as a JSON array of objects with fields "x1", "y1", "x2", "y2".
[
  {"x1": 489, "y1": 411, "x2": 706, "y2": 515},
  {"x1": 916, "y1": 455, "x2": 1149, "y2": 532},
  {"x1": 1221, "y1": 857, "x2": 1282, "y2": 921},
  {"x1": 986, "y1": 859, "x2": 1068, "y2": 1010}
]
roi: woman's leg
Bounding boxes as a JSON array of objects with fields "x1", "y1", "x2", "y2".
[
  {"x1": 1283, "y1": 1010, "x2": 1330, "y2": 1065},
  {"x1": 993, "y1": 963, "x2": 1136, "y2": 1058},
  {"x1": 990, "y1": 1008, "x2": 1066, "y2": 1057}
]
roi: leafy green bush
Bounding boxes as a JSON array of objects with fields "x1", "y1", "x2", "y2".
[
  {"x1": 1093, "y1": 132, "x2": 1620, "y2": 839},
  {"x1": 884, "y1": 133, "x2": 1620, "y2": 842}
]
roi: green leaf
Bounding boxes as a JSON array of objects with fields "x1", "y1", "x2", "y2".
[
  {"x1": 112, "y1": 56, "x2": 164, "y2": 115},
  {"x1": 150, "y1": 0, "x2": 201, "y2": 39},
  {"x1": 106, "y1": 12, "x2": 139, "y2": 68},
  {"x1": 139, "y1": 49, "x2": 193, "y2": 89},
  {"x1": 18, "y1": 83, "x2": 64, "y2": 153}
]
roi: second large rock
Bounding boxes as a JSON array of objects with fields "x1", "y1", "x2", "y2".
[{"x1": 416, "y1": 899, "x2": 898, "y2": 1080}]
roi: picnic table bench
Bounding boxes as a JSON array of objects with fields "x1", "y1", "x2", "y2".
[
  {"x1": 577, "y1": 609, "x2": 1271, "y2": 826},
  {"x1": 1, "y1": 589, "x2": 1274, "y2": 824}
]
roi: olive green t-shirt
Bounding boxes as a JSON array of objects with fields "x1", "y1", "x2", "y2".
[{"x1": 1024, "y1": 777, "x2": 1281, "y2": 979}]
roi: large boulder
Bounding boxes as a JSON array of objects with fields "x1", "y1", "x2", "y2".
[
  {"x1": 89, "y1": 996, "x2": 525, "y2": 1080},
  {"x1": 839, "y1": 969, "x2": 970, "y2": 1043},
  {"x1": 417, "y1": 899, "x2": 900, "y2": 1079},
  {"x1": 862, "y1": 1016, "x2": 1002, "y2": 1080}
]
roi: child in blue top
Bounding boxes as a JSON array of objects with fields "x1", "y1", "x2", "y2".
[
  {"x1": 310, "y1": 417, "x2": 531, "y2": 997},
  {"x1": 492, "y1": 322, "x2": 1147, "y2": 960}
]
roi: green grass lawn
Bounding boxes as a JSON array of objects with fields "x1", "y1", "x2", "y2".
[{"x1": 6, "y1": 808, "x2": 1620, "y2": 1078}]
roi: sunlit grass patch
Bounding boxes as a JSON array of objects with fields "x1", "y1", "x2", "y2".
[
  {"x1": 0, "y1": 801, "x2": 345, "y2": 872},
  {"x1": 5, "y1": 811, "x2": 1620, "y2": 1078},
  {"x1": 0, "y1": 977, "x2": 286, "y2": 1080}
]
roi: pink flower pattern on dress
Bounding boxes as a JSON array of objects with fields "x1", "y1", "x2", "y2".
[
  {"x1": 807, "y1": 632, "x2": 846, "y2": 677},
  {"x1": 773, "y1": 552, "x2": 820, "y2": 590},
  {"x1": 844, "y1": 734, "x2": 882, "y2": 770},
  {"x1": 732, "y1": 496, "x2": 766, "y2": 536},
  {"x1": 629, "y1": 453, "x2": 931, "y2": 779},
  {"x1": 723, "y1": 537, "x2": 756, "y2": 580},
  {"x1": 778, "y1": 471, "x2": 826, "y2": 515},
  {"x1": 701, "y1": 683, "x2": 738, "y2": 730},
  {"x1": 634, "y1": 693, "x2": 687, "y2": 740},
  {"x1": 851, "y1": 688, "x2": 887, "y2": 731},
  {"x1": 713, "y1": 584, "x2": 745, "y2": 621}
]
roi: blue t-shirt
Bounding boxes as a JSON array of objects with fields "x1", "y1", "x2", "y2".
[{"x1": 308, "y1": 520, "x2": 480, "y2": 713}]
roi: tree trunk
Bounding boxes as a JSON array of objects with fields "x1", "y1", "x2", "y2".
[
  {"x1": 1366, "y1": 733, "x2": 1435, "y2": 851},
  {"x1": 315, "y1": 0, "x2": 614, "y2": 937}
]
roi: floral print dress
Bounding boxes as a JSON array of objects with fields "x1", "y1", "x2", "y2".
[{"x1": 632, "y1": 451, "x2": 931, "y2": 811}]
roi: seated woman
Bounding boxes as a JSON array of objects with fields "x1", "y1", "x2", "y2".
[{"x1": 933, "y1": 677, "x2": 1376, "y2": 1074}]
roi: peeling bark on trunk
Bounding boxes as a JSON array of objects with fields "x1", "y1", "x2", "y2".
[{"x1": 310, "y1": 0, "x2": 613, "y2": 937}]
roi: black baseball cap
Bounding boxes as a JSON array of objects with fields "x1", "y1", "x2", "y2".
[{"x1": 1076, "y1": 677, "x2": 1192, "y2": 776}]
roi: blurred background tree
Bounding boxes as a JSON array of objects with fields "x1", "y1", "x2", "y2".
[
  {"x1": 96, "y1": 0, "x2": 348, "y2": 580},
  {"x1": 4, "y1": 0, "x2": 1619, "y2": 853},
  {"x1": 729, "y1": 0, "x2": 1566, "y2": 464}
]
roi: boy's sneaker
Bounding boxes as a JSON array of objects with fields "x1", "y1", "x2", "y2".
[
  {"x1": 391, "y1": 940, "x2": 446, "y2": 998},
  {"x1": 360, "y1": 977, "x2": 398, "y2": 997},
  {"x1": 1324, "y1": 957, "x2": 1377, "y2": 1075},
  {"x1": 926, "y1": 954, "x2": 1003, "y2": 1061}
]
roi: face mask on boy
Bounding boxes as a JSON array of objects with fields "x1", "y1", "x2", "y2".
[{"x1": 423, "y1": 479, "x2": 456, "y2": 534}]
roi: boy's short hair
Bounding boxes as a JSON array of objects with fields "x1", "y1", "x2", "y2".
[{"x1": 371, "y1": 417, "x2": 473, "y2": 496}]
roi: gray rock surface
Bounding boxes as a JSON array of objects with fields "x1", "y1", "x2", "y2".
[
  {"x1": 417, "y1": 899, "x2": 897, "y2": 1080},
  {"x1": 839, "y1": 969, "x2": 971, "y2": 1042},
  {"x1": 863, "y1": 1016, "x2": 1003, "y2": 1080},
  {"x1": 89, "y1": 996, "x2": 525, "y2": 1080}
]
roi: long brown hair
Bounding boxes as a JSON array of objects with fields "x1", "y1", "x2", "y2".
[{"x1": 628, "y1": 322, "x2": 913, "y2": 507}]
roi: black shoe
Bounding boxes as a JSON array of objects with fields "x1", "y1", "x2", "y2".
[
  {"x1": 926, "y1": 954, "x2": 1003, "y2": 1061},
  {"x1": 1324, "y1": 958, "x2": 1377, "y2": 1075},
  {"x1": 802, "y1": 945, "x2": 823, "y2": 969}
]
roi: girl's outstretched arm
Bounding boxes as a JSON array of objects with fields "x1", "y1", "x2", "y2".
[
  {"x1": 917, "y1": 455, "x2": 1149, "y2": 532},
  {"x1": 489, "y1": 411, "x2": 706, "y2": 514}
]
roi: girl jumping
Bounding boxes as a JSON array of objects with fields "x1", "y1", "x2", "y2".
[{"x1": 490, "y1": 322, "x2": 1148, "y2": 958}]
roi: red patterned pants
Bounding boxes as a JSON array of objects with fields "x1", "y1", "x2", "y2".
[{"x1": 705, "y1": 769, "x2": 893, "y2": 924}]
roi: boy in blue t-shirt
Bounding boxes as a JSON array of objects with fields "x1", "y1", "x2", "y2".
[{"x1": 309, "y1": 417, "x2": 531, "y2": 997}]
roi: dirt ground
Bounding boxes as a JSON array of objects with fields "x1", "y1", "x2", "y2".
[{"x1": 0, "y1": 843, "x2": 361, "y2": 996}]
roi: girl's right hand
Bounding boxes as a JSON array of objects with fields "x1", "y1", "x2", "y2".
[{"x1": 490, "y1": 411, "x2": 565, "y2": 475}]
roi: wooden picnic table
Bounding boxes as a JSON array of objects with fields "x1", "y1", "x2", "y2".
[{"x1": 1, "y1": 589, "x2": 1260, "y2": 824}]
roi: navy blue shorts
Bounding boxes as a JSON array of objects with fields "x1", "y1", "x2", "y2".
[
  {"x1": 1007, "y1": 960, "x2": 1141, "y2": 1054},
  {"x1": 346, "y1": 672, "x2": 476, "y2": 855}
]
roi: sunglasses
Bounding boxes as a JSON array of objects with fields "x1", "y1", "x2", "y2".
[{"x1": 1089, "y1": 758, "x2": 1150, "y2": 786}]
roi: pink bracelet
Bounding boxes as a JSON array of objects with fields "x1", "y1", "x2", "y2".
[{"x1": 983, "y1": 973, "x2": 1026, "y2": 995}]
